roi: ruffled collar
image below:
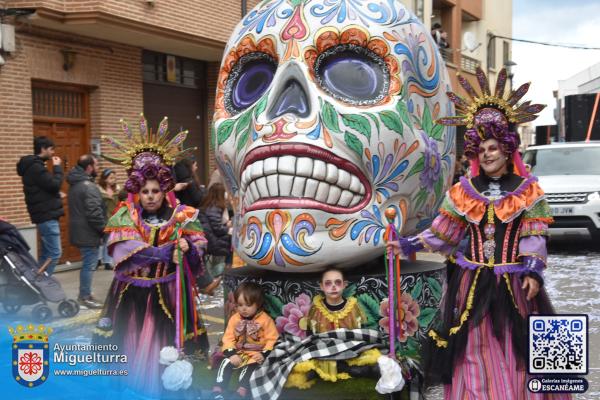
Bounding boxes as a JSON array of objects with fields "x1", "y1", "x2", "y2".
[
  {"x1": 448, "y1": 174, "x2": 545, "y2": 223},
  {"x1": 313, "y1": 295, "x2": 357, "y2": 324}
]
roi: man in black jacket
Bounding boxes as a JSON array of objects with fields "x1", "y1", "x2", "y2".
[
  {"x1": 67, "y1": 154, "x2": 106, "y2": 309},
  {"x1": 16, "y1": 136, "x2": 64, "y2": 275}
]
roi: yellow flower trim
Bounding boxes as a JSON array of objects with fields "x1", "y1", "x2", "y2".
[
  {"x1": 116, "y1": 283, "x2": 131, "y2": 309},
  {"x1": 156, "y1": 283, "x2": 174, "y2": 321},
  {"x1": 461, "y1": 258, "x2": 522, "y2": 269},
  {"x1": 428, "y1": 330, "x2": 448, "y2": 348},
  {"x1": 503, "y1": 273, "x2": 519, "y2": 310},
  {"x1": 113, "y1": 244, "x2": 150, "y2": 270},
  {"x1": 107, "y1": 234, "x2": 143, "y2": 247},
  {"x1": 293, "y1": 360, "x2": 317, "y2": 373},
  {"x1": 442, "y1": 267, "x2": 520, "y2": 338},
  {"x1": 313, "y1": 360, "x2": 351, "y2": 382},
  {"x1": 430, "y1": 228, "x2": 461, "y2": 246},
  {"x1": 126, "y1": 272, "x2": 174, "y2": 281},
  {"x1": 346, "y1": 348, "x2": 381, "y2": 366},
  {"x1": 149, "y1": 226, "x2": 159, "y2": 247},
  {"x1": 486, "y1": 204, "x2": 495, "y2": 267},
  {"x1": 519, "y1": 229, "x2": 549, "y2": 237},
  {"x1": 449, "y1": 267, "x2": 481, "y2": 335},
  {"x1": 185, "y1": 329, "x2": 206, "y2": 340},
  {"x1": 313, "y1": 295, "x2": 358, "y2": 329},
  {"x1": 93, "y1": 328, "x2": 113, "y2": 337},
  {"x1": 285, "y1": 371, "x2": 316, "y2": 389}
]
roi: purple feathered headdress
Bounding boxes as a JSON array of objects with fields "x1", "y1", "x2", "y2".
[
  {"x1": 435, "y1": 67, "x2": 545, "y2": 176},
  {"x1": 100, "y1": 114, "x2": 196, "y2": 194}
]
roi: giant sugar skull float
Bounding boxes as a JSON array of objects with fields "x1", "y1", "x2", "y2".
[{"x1": 214, "y1": 0, "x2": 455, "y2": 272}]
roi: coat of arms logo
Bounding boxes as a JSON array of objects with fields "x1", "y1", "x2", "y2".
[{"x1": 9, "y1": 324, "x2": 52, "y2": 387}]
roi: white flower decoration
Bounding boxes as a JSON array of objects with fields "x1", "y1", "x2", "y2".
[
  {"x1": 375, "y1": 355, "x2": 405, "y2": 394},
  {"x1": 161, "y1": 359, "x2": 193, "y2": 391},
  {"x1": 159, "y1": 346, "x2": 180, "y2": 365}
]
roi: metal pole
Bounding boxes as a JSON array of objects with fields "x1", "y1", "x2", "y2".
[{"x1": 241, "y1": 0, "x2": 247, "y2": 17}]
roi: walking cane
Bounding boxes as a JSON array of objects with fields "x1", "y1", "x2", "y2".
[{"x1": 383, "y1": 207, "x2": 402, "y2": 359}]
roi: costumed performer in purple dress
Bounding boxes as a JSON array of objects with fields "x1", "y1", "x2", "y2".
[
  {"x1": 388, "y1": 68, "x2": 571, "y2": 399},
  {"x1": 93, "y1": 115, "x2": 214, "y2": 396}
]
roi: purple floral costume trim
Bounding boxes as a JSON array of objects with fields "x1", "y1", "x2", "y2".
[
  {"x1": 454, "y1": 252, "x2": 545, "y2": 276},
  {"x1": 458, "y1": 175, "x2": 539, "y2": 207},
  {"x1": 399, "y1": 236, "x2": 424, "y2": 255},
  {"x1": 114, "y1": 271, "x2": 176, "y2": 287}
]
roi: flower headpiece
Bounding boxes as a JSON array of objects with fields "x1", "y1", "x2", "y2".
[
  {"x1": 436, "y1": 67, "x2": 545, "y2": 160},
  {"x1": 101, "y1": 114, "x2": 195, "y2": 193}
]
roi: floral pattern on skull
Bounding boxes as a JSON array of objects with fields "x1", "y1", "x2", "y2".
[{"x1": 214, "y1": 0, "x2": 455, "y2": 271}]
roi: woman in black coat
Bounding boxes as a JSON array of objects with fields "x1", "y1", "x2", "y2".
[
  {"x1": 197, "y1": 183, "x2": 232, "y2": 276},
  {"x1": 173, "y1": 159, "x2": 206, "y2": 208}
]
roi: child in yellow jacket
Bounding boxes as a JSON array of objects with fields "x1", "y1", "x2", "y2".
[{"x1": 213, "y1": 282, "x2": 278, "y2": 399}]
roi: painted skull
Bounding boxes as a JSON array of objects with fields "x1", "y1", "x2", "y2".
[{"x1": 214, "y1": 0, "x2": 455, "y2": 271}]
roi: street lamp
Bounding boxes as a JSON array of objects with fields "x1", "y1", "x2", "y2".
[
  {"x1": 61, "y1": 48, "x2": 77, "y2": 71},
  {"x1": 504, "y1": 60, "x2": 517, "y2": 89}
]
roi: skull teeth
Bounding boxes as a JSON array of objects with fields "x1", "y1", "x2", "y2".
[{"x1": 240, "y1": 156, "x2": 366, "y2": 208}]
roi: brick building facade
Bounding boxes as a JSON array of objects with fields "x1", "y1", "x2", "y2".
[{"x1": 0, "y1": 0, "x2": 260, "y2": 260}]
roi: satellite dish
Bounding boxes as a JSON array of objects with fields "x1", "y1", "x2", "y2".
[{"x1": 463, "y1": 32, "x2": 481, "y2": 52}]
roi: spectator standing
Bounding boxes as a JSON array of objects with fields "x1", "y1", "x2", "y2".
[
  {"x1": 67, "y1": 154, "x2": 106, "y2": 309},
  {"x1": 173, "y1": 159, "x2": 206, "y2": 208},
  {"x1": 16, "y1": 136, "x2": 64, "y2": 275},
  {"x1": 431, "y1": 22, "x2": 450, "y2": 50},
  {"x1": 198, "y1": 183, "x2": 233, "y2": 277},
  {"x1": 97, "y1": 168, "x2": 120, "y2": 270}
]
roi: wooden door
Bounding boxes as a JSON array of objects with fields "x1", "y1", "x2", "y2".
[
  {"x1": 143, "y1": 82, "x2": 207, "y2": 181},
  {"x1": 32, "y1": 82, "x2": 91, "y2": 263}
]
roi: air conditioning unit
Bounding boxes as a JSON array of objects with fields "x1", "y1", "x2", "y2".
[{"x1": 1, "y1": 23, "x2": 16, "y2": 52}]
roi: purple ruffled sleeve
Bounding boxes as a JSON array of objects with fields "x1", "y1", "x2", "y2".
[
  {"x1": 399, "y1": 210, "x2": 468, "y2": 257},
  {"x1": 518, "y1": 235, "x2": 547, "y2": 280},
  {"x1": 111, "y1": 240, "x2": 174, "y2": 274},
  {"x1": 181, "y1": 233, "x2": 214, "y2": 288}
]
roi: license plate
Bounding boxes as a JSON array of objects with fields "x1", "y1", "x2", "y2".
[{"x1": 551, "y1": 206, "x2": 574, "y2": 216}]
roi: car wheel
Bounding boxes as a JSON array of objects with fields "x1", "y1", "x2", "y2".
[{"x1": 590, "y1": 228, "x2": 600, "y2": 244}]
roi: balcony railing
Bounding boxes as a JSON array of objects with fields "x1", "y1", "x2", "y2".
[
  {"x1": 461, "y1": 55, "x2": 481, "y2": 74},
  {"x1": 439, "y1": 47, "x2": 453, "y2": 63}
]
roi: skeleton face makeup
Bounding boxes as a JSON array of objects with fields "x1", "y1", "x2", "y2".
[{"x1": 214, "y1": 0, "x2": 455, "y2": 271}]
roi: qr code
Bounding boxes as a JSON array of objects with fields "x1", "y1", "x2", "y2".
[{"x1": 529, "y1": 315, "x2": 587, "y2": 374}]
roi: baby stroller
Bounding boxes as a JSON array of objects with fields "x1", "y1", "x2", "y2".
[{"x1": 0, "y1": 219, "x2": 79, "y2": 322}]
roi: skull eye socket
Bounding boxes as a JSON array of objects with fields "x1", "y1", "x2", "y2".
[
  {"x1": 314, "y1": 44, "x2": 389, "y2": 105},
  {"x1": 225, "y1": 52, "x2": 277, "y2": 115}
]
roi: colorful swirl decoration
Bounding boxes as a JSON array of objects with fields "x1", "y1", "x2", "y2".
[
  {"x1": 244, "y1": 211, "x2": 321, "y2": 267},
  {"x1": 366, "y1": 138, "x2": 419, "y2": 204},
  {"x1": 309, "y1": 0, "x2": 414, "y2": 26},
  {"x1": 326, "y1": 201, "x2": 405, "y2": 246},
  {"x1": 386, "y1": 28, "x2": 440, "y2": 98},
  {"x1": 237, "y1": 0, "x2": 293, "y2": 39}
]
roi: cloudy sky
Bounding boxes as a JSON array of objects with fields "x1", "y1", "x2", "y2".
[{"x1": 512, "y1": 0, "x2": 600, "y2": 126}]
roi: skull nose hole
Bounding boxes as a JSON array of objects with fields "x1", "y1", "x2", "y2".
[{"x1": 267, "y1": 79, "x2": 310, "y2": 119}]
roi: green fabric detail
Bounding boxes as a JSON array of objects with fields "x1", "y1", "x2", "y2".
[
  {"x1": 183, "y1": 218, "x2": 204, "y2": 233},
  {"x1": 523, "y1": 199, "x2": 552, "y2": 219},
  {"x1": 439, "y1": 196, "x2": 465, "y2": 221},
  {"x1": 106, "y1": 204, "x2": 136, "y2": 229}
]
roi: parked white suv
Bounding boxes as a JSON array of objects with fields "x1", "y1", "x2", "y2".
[{"x1": 522, "y1": 142, "x2": 600, "y2": 242}]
